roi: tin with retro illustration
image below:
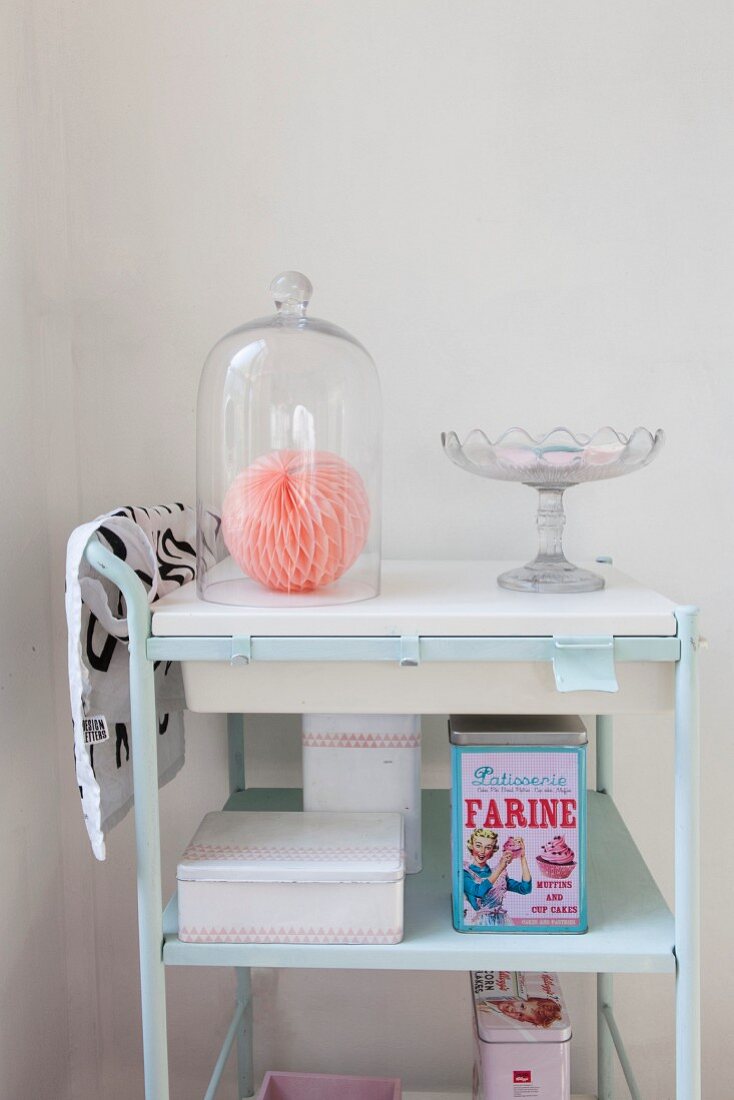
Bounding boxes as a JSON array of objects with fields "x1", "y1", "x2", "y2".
[
  {"x1": 471, "y1": 971, "x2": 572, "y2": 1100},
  {"x1": 450, "y1": 716, "x2": 587, "y2": 933}
]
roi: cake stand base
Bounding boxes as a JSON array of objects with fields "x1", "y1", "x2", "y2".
[
  {"x1": 498, "y1": 485, "x2": 606, "y2": 593},
  {"x1": 498, "y1": 559, "x2": 605, "y2": 594}
]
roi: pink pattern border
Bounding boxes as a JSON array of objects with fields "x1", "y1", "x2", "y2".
[
  {"x1": 182, "y1": 844, "x2": 405, "y2": 863},
  {"x1": 302, "y1": 732, "x2": 421, "y2": 749},
  {"x1": 178, "y1": 924, "x2": 403, "y2": 944}
]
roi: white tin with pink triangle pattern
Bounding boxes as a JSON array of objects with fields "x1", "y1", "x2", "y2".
[
  {"x1": 302, "y1": 714, "x2": 422, "y2": 872},
  {"x1": 177, "y1": 810, "x2": 405, "y2": 945}
]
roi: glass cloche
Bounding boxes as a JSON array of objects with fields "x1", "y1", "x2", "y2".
[{"x1": 197, "y1": 272, "x2": 382, "y2": 605}]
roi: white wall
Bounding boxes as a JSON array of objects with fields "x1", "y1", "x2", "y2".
[
  {"x1": 0, "y1": 3, "x2": 75, "y2": 1097},
  {"x1": 13, "y1": 0, "x2": 734, "y2": 1097}
]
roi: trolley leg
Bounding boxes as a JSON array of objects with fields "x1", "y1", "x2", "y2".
[
  {"x1": 228, "y1": 714, "x2": 246, "y2": 794},
  {"x1": 596, "y1": 715, "x2": 614, "y2": 1100},
  {"x1": 228, "y1": 714, "x2": 254, "y2": 1096},
  {"x1": 133, "y1": 647, "x2": 169, "y2": 1100},
  {"x1": 87, "y1": 541, "x2": 170, "y2": 1099},
  {"x1": 675, "y1": 608, "x2": 701, "y2": 1100},
  {"x1": 597, "y1": 974, "x2": 614, "y2": 1100},
  {"x1": 236, "y1": 968, "x2": 255, "y2": 1098}
]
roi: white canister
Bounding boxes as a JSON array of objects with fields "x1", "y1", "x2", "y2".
[
  {"x1": 302, "y1": 714, "x2": 422, "y2": 873},
  {"x1": 177, "y1": 810, "x2": 405, "y2": 945},
  {"x1": 472, "y1": 971, "x2": 572, "y2": 1100}
]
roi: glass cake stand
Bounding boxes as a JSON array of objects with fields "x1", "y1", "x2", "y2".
[{"x1": 441, "y1": 426, "x2": 664, "y2": 593}]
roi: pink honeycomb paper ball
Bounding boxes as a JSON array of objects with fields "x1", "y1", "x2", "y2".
[{"x1": 221, "y1": 449, "x2": 371, "y2": 593}]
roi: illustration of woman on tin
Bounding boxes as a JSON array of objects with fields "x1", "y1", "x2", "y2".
[
  {"x1": 478, "y1": 997, "x2": 562, "y2": 1028},
  {"x1": 463, "y1": 828, "x2": 532, "y2": 926}
]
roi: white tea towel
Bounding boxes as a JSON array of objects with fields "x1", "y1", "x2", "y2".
[{"x1": 66, "y1": 504, "x2": 195, "y2": 859}]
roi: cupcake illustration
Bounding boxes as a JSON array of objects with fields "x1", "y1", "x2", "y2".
[
  {"x1": 502, "y1": 836, "x2": 524, "y2": 861},
  {"x1": 536, "y1": 835, "x2": 576, "y2": 879}
]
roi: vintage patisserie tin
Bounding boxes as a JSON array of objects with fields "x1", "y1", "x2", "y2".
[
  {"x1": 450, "y1": 715, "x2": 587, "y2": 933},
  {"x1": 471, "y1": 971, "x2": 571, "y2": 1100},
  {"x1": 302, "y1": 713, "x2": 422, "y2": 872},
  {"x1": 177, "y1": 810, "x2": 405, "y2": 944}
]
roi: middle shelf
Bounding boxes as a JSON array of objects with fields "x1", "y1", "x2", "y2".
[{"x1": 162, "y1": 788, "x2": 674, "y2": 974}]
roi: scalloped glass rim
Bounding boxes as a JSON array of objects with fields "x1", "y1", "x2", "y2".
[{"x1": 441, "y1": 426, "x2": 664, "y2": 484}]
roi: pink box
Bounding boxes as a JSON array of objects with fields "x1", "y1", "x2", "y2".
[
  {"x1": 472, "y1": 971, "x2": 571, "y2": 1100},
  {"x1": 256, "y1": 1072, "x2": 401, "y2": 1100}
]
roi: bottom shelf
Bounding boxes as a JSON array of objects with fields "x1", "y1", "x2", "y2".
[{"x1": 163, "y1": 788, "x2": 673, "y2": 972}]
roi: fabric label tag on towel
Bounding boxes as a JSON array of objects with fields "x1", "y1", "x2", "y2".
[{"x1": 83, "y1": 716, "x2": 110, "y2": 745}]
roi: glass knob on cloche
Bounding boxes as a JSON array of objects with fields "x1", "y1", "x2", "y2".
[
  {"x1": 270, "y1": 270, "x2": 312, "y2": 317},
  {"x1": 196, "y1": 273, "x2": 382, "y2": 606}
]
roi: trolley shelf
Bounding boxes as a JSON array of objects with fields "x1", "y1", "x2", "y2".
[{"x1": 162, "y1": 789, "x2": 674, "y2": 973}]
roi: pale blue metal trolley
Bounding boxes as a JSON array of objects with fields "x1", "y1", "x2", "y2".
[{"x1": 83, "y1": 544, "x2": 700, "y2": 1100}]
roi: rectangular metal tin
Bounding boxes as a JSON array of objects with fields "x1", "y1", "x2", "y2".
[
  {"x1": 472, "y1": 971, "x2": 571, "y2": 1100},
  {"x1": 302, "y1": 713, "x2": 422, "y2": 873},
  {"x1": 451, "y1": 738, "x2": 587, "y2": 934}
]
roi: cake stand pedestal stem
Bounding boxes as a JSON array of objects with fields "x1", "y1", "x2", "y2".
[
  {"x1": 535, "y1": 486, "x2": 567, "y2": 561},
  {"x1": 497, "y1": 485, "x2": 605, "y2": 593}
]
